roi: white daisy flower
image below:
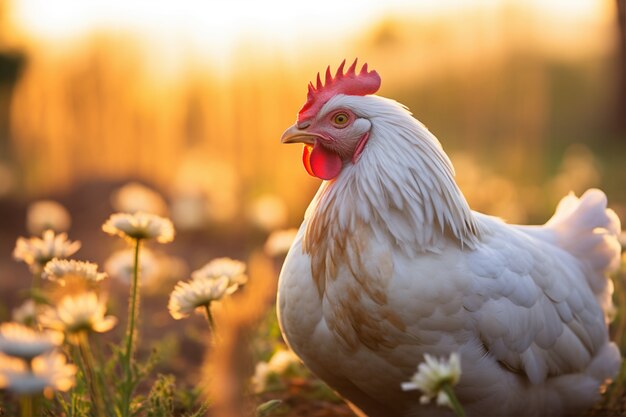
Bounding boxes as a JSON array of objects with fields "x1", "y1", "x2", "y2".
[
  {"x1": 251, "y1": 348, "x2": 301, "y2": 393},
  {"x1": 168, "y1": 276, "x2": 229, "y2": 320},
  {"x1": 171, "y1": 154, "x2": 240, "y2": 226},
  {"x1": 0, "y1": 322, "x2": 63, "y2": 361},
  {"x1": 0, "y1": 351, "x2": 76, "y2": 394},
  {"x1": 267, "y1": 349, "x2": 301, "y2": 374},
  {"x1": 102, "y1": 212, "x2": 175, "y2": 243},
  {"x1": 39, "y1": 292, "x2": 117, "y2": 336},
  {"x1": 111, "y1": 182, "x2": 168, "y2": 216},
  {"x1": 104, "y1": 248, "x2": 157, "y2": 284},
  {"x1": 13, "y1": 230, "x2": 81, "y2": 273},
  {"x1": 12, "y1": 300, "x2": 38, "y2": 326},
  {"x1": 251, "y1": 361, "x2": 271, "y2": 393},
  {"x1": 170, "y1": 192, "x2": 208, "y2": 231},
  {"x1": 401, "y1": 353, "x2": 461, "y2": 407},
  {"x1": 191, "y1": 257, "x2": 247, "y2": 295},
  {"x1": 264, "y1": 228, "x2": 298, "y2": 257},
  {"x1": 247, "y1": 194, "x2": 288, "y2": 231},
  {"x1": 44, "y1": 258, "x2": 107, "y2": 284},
  {"x1": 26, "y1": 200, "x2": 71, "y2": 235}
]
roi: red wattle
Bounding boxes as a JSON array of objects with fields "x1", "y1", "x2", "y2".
[
  {"x1": 301, "y1": 143, "x2": 343, "y2": 180},
  {"x1": 302, "y1": 145, "x2": 315, "y2": 177}
]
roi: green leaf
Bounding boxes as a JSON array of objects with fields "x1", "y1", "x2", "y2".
[
  {"x1": 182, "y1": 402, "x2": 210, "y2": 417},
  {"x1": 256, "y1": 399, "x2": 285, "y2": 417},
  {"x1": 146, "y1": 374, "x2": 176, "y2": 417}
]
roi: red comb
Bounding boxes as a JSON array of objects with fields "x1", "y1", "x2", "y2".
[{"x1": 297, "y1": 59, "x2": 381, "y2": 123}]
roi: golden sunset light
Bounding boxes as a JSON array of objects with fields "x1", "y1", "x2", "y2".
[
  {"x1": 0, "y1": 0, "x2": 624, "y2": 416},
  {"x1": 9, "y1": 0, "x2": 611, "y2": 61}
]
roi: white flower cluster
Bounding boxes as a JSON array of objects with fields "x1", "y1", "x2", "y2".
[
  {"x1": 264, "y1": 228, "x2": 298, "y2": 257},
  {"x1": 13, "y1": 230, "x2": 81, "y2": 273},
  {"x1": 401, "y1": 353, "x2": 461, "y2": 408},
  {"x1": 191, "y1": 257, "x2": 248, "y2": 295},
  {"x1": 168, "y1": 257, "x2": 247, "y2": 320},
  {"x1": 102, "y1": 212, "x2": 175, "y2": 243},
  {"x1": 111, "y1": 182, "x2": 168, "y2": 216},
  {"x1": 12, "y1": 300, "x2": 38, "y2": 326},
  {"x1": 7, "y1": 214, "x2": 120, "y2": 396},
  {"x1": 26, "y1": 200, "x2": 71, "y2": 235},
  {"x1": 0, "y1": 322, "x2": 75, "y2": 395},
  {"x1": 251, "y1": 348, "x2": 301, "y2": 393},
  {"x1": 44, "y1": 259, "x2": 108, "y2": 284},
  {"x1": 39, "y1": 292, "x2": 117, "y2": 336}
]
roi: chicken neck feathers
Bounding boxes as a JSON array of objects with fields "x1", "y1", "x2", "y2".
[{"x1": 278, "y1": 92, "x2": 621, "y2": 417}]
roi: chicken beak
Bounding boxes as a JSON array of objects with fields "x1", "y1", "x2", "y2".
[{"x1": 280, "y1": 124, "x2": 317, "y2": 145}]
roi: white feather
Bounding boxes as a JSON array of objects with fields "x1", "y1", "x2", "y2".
[{"x1": 278, "y1": 94, "x2": 621, "y2": 417}]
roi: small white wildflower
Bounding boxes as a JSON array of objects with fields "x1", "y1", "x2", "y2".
[
  {"x1": 172, "y1": 155, "x2": 240, "y2": 225},
  {"x1": 13, "y1": 230, "x2": 81, "y2": 273},
  {"x1": 0, "y1": 351, "x2": 76, "y2": 394},
  {"x1": 192, "y1": 257, "x2": 247, "y2": 295},
  {"x1": 111, "y1": 182, "x2": 168, "y2": 216},
  {"x1": 267, "y1": 349, "x2": 300, "y2": 374},
  {"x1": 247, "y1": 194, "x2": 288, "y2": 231},
  {"x1": 44, "y1": 258, "x2": 107, "y2": 284},
  {"x1": 251, "y1": 361, "x2": 271, "y2": 393},
  {"x1": 401, "y1": 353, "x2": 461, "y2": 407},
  {"x1": 39, "y1": 292, "x2": 117, "y2": 337},
  {"x1": 102, "y1": 212, "x2": 175, "y2": 243},
  {"x1": 26, "y1": 200, "x2": 71, "y2": 235},
  {"x1": 264, "y1": 228, "x2": 298, "y2": 257},
  {"x1": 0, "y1": 322, "x2": 63, "y2": 360},
  {"x1": 168, "y1": 276, "x2": 229, "y2": 320},
  {"x1": 12, "y1": 300, "x2": 37, "y2": 326},
  {"x1": 170, "y1": 192, "x2": 208, "y2": 231},
  {"x1": 251, "y1": 348, "x2": 301, "y2": 393},
  {"x1": 104, "y1": 248, "x2": 157, "y2": 284}
]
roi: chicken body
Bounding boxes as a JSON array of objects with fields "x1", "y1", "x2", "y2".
[{"x1": 278, "y1": 81, "x2": 621, "y2": 416}]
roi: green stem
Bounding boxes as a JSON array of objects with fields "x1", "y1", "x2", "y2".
[
  {"x1": 442, "y1": 384, "x2": 466, "y2": 417},
  {"x1": 79, "y1": 333, "x2": 106, "y2": 417},
  {"x1": 126, "y1": 238, "x2": 142, "y2": 359},
  {"x1": 204, "y1": 303, "x2": 218, "y2": 344},
  {"x1": 22, "y1": 359, "x2": 41, "y2": 416},
  {"x1": 32, "y1": 269, "x2": 41, "y2": 291},
  {"x1": 90, "y1": 334, "x2": 113, "y2": 417},
  {"x1": 20, "y1": 394, "x2": 33, "y2": 417},
  {"x1": 70, "y1": 342, "x2": 92, "y2": 415},
  {"x1": 122, "y1": 238, "x2": 142, "y2": 417},
  {"x1": 204, "y1": 304, "x2": 215, "y2": 331},
  {"x1": 612, "y1": 272, "x2": 626, "y2": 347},
  {"x1": 31, "y1": 269, "x2": 43, "y2": 312},
  {"x1": 71, "y1": 390, "x2": 77, "y2": 417}
]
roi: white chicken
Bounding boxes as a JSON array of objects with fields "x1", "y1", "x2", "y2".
[{"x1": 277, "y1": 60, "x2": 622, "y2": 417}]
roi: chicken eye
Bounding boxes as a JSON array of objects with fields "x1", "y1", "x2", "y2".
[{"x1": 332, "y1": 112, "x2": 350, "y2": 126}]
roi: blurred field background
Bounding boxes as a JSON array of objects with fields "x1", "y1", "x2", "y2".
[{"x1": 0, "y1": 0, "x2": 625, "y2": 416}]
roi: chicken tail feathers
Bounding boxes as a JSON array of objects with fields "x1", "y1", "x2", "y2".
[{"x1": 545, "y1": 189, "x2": 622, "y2": 316}]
